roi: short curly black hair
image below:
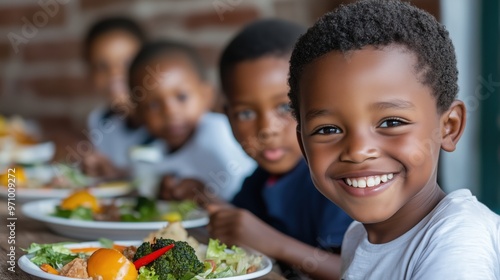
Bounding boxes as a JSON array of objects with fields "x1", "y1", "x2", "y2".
[
  {"x1": 84, "y1": 16, "x2": 146, "y2": 62},
  {"x1": 288, "y1": 0, "x2": 458, "y2": 120},
  {"x1": 128, "y1": 40, "x2": 206, "y2": 93},
  {"x1": 219, "y1": 18, "x2": 306, "y2": 96}
]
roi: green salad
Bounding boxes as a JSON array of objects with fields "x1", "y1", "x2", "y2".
[
  {"x1": 24, "y1": 238, "x2": 263, "y2": 280},
  {"x1": 53, "y1": 197, "x2": 198, "y2": 223},
  {"x1": 133, "y1": 238, "x2": 263, "y2": 279},
  {"x1": 195, "y1": 239, "x2": 263, "y2": 279}
]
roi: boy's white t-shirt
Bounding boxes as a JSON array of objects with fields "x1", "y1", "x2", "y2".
[
  {"x1": 87, "y1": 106, "x2": 149, "y2": 168},
  {"x1": 131, "y1": 112, "x2": 256, "y2": 200},
  {"x1": 341, "y1": 189, "x2": 500, "y2": 280}
]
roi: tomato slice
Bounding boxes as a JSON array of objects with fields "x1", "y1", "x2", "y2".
[{"x1": 204, "y1": 259, "x2": 217, "y2": 272}]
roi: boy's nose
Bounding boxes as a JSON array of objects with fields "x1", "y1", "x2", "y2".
[
  {"x1": 257, "y1": 113, "x2": 281, "y2": 141},
  {"x1": 339, "y1": 131, "x2": 379, "y2": 163},
  {"x1": 162, "y1": 100, "x2": 178, "y2": 117}
]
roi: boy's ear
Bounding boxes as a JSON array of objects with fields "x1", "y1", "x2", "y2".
[
  {"x1": 441, "y1": 100, "x2": 466, "y2": 152},
  {"x1": 296, "y1": 126, "x2": 309, "y2": 163}
]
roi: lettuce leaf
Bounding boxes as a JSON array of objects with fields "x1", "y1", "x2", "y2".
[{"x1": 23, "y1": 242, "x2": 80, "y2": 270}]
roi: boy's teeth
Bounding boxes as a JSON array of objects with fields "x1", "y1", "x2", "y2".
[
  {"x1": 367, "y1": 177, "x2": 375, "y2": 187},
  {"x1": 358, "y1": 179, "x2": 366, "y2": 188},
  {"x1": 352, "y1": 180, "x2": 358, "y2": 187},
  {"x1": 344, "y1": 173, "x2": 394, "y2": 188},
  {"x1": 381, "y1": 174, "x2": 388, "y2": 182}
]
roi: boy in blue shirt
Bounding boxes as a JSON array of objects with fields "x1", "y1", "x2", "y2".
[
  {"x1": 207, "y1": 19, "x2": 353, "y2": 279},
  {"x1": 288, "y1": 0, "x2": 500, "y2": 278}
]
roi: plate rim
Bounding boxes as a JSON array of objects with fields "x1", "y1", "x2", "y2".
[
  {"x1": 21, "y1": 198, "x2": 209, "y2": 230},
  {"x1": 18, "y1": 240, "x2": 273, "y2": 280},
  {"x1": 0, "y1": 181, "x2": 134, "y2": 200}
]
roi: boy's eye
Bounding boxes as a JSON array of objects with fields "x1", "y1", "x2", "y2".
[
  {"x1": 236, "y1": 109, "x2": 256, "y2": 121},
  {"x1": 313, "y1": 126, "x2": 342, "y2": 135},
  {"x1": 276, "y1": 103, "x2": 291, "y2": 115},
  {"x1": 176, "y1": 91, "x2": 189, "y2": 102},
  {"x1": 379, "y1": 118, "x2": 407, "y2": 128}
]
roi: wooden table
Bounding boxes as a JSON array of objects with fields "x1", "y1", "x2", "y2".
[{"x1": 0, "y1": 200, "x2": 284, "y2": 280}]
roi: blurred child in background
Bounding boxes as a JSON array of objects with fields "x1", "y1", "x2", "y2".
[
  {"x1": 127, "y1": 40, "x2": 256, "y2": 202},
  {"x1": 207, "y1": 19, "x2": 353, "y2": 279},
  {"x1": 81, "y1": 17, "x2": 148, "y2": 179}
]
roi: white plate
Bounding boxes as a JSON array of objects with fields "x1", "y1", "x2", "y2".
[
  {"x1": 21, "y1": 198, "x2": 209, "y2": 240},
  {"x1": 18, "y1": 241, "x2": 273, "y2": 280},
  {"x1": 0, "y1": 181, "x2": 134, "y2": 203},
  {"x1": 14, "y1": 141, "x2": 56, "y2": 164}
]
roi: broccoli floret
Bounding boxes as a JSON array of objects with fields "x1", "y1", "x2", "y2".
[
  {"x1": 136, "y1": 196, "x2": 159, "y2": 221},
  {"x1": 164, "y1": 241, "x2": 204, "y2": 280},
  {"x1": 134, "y1": 238, "x2": 204, "y2": 280},
  {"x1": 135, "y1": 241, "x2": 154, "y2": 261}
]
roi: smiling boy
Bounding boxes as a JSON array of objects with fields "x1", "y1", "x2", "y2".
[{"x1": 288, "y1": 0, "x2": 500, "y2": 278}]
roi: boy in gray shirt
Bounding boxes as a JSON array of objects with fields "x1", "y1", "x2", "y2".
[{"x1": 288, "y1": 0, "x2": 500, "y2": 278}]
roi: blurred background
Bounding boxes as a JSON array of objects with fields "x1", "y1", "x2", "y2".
[{"x1": 0, "y1": 0, "x2": 498, "y2": 212}]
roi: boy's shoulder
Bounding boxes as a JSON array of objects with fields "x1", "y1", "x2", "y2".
[
  {"x1": 192, "y1": 112, "x2": 235, "y2": 147},
  {"x1": 430, "y1": 189, "x2": 500, "y2": 228},
  {"x1": 417, "y1": 189, "x2": 499, "y2": 258},
  {"x1": 345, "y1": 189, "x2": 499, "y2": 250},
  {"x1": 403, "y1": 189, "x2": 500, "y2": 246},
  {"x1": 202, "y1": 112, "x2": 229, "y2": 123},
  {"x1": 342, "y1": 189, "x2": 500, "y2": 278},
  {"x1": 196, "y1": 112, "x2": 230, "y2": 133}
]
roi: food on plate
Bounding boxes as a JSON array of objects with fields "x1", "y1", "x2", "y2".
[
  {"x1": 23, "y1": 242, "x2": 85, "y2": 270},
  {"x1": 0, "y1": 115, "x2": 57, "y2": 165},
  {"x1": 198, "y1": 239, "x2": 262, "y2": 278},
  {"x1": 0, "y1": 165, "x2": 26, "y2": 186},
  {"x1": 59, "y1": 258, "x2": 88, "y2": 278},
  {"x1": 144, "y1": 222, "x2": 200, "y2": 251},
  {"x1": 0, "y1": 163, "x2": 89, "y2": 189},
  {"x1": 60, "y1": 190, "x2": 102, "y2": 213},
  {"x1": 40, "y1": 263, "x2": 59, "y2": 275},
  {"x1": 23, "y1": 224, "x2": 266, "y2": 279},
  {"x1": 23, "y1": 239, "x2": 132, "y2": 279},
  {"x1": 88, "y1": 248, "x2": 138, "y2": 280},
  {"x1": 134, "y1": 238, "x2": 204, "y2": 279},
  {"x1": 163, "y1": 212, "x2": 182, "y2": 222},
  {"x1": 53, "y1": 191, "x2": 199, "y2": 223},
  {"x1": 45, "y1": 163, "x2": 90, "y2": 189},
  {"x1": 0, "y1": 114, "x2": 38, "y2": 144}
]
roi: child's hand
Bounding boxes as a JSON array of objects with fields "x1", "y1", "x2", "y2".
[
  {"x1": 158, "y1": 174, "x2": 176, "y2": 200},
  {"x1": 206, "y1": 204, "x2": 283, "y2": 258},
  {"x1": 81, "y1": 152, "x2": 123, "y2": 179},
  {"x1": 158, "y1": 176, "x2": 216, "y2": 205}
]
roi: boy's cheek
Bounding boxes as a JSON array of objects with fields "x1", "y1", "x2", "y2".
[
  {"x1": 239, "y1": 139, "x2": 258, "y2": 158},
  {"x1": 230, "y1": 123, "x2": 253, "y2": 143}
]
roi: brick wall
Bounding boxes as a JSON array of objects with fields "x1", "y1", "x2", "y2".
[
  {"x1": 0, "y1": 0, "x2": 438, "y2": 160},
  {"x1": 0, "y1": 0, "x2": 326, "y2": 158}
]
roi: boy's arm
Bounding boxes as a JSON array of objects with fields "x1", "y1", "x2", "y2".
[{"x1": 207, "y1": 205, "x2": 342, "y2": 280}]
